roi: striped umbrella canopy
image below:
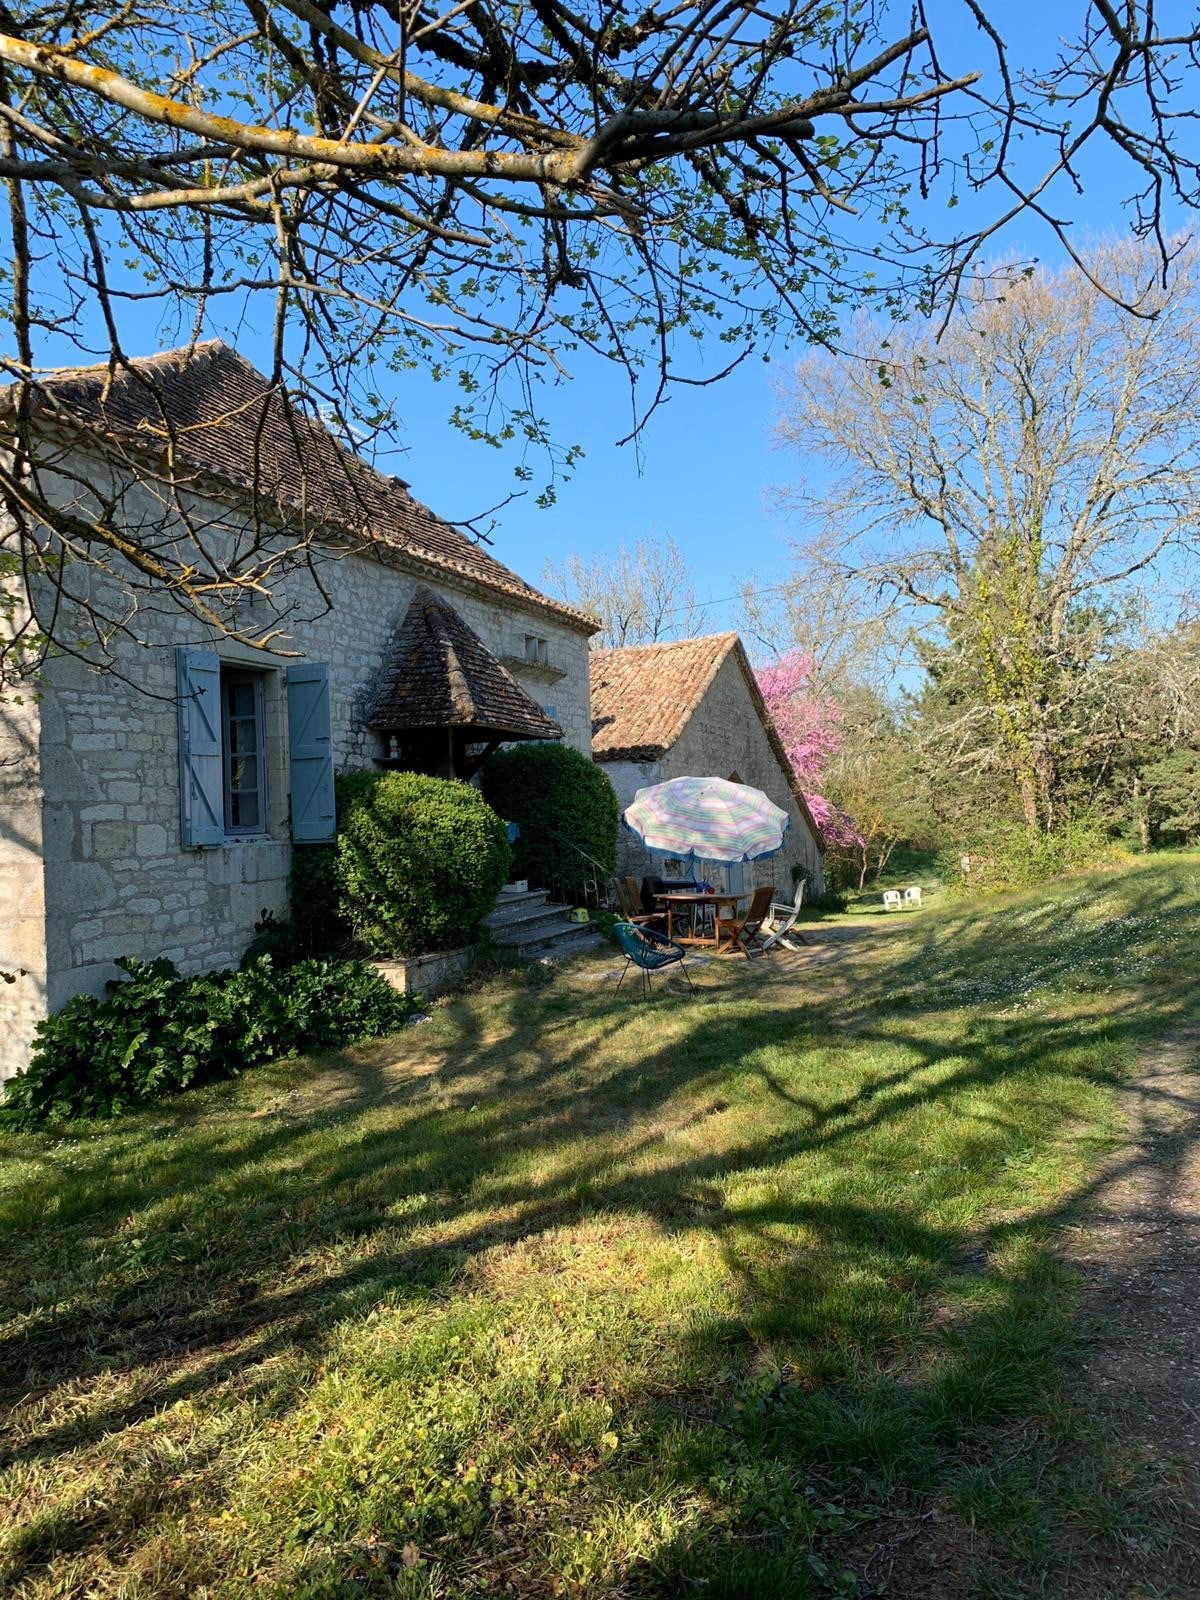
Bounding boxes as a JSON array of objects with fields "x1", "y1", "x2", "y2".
[{"x1": 623, "y1": 775, "x2": 790, "y2": 865}]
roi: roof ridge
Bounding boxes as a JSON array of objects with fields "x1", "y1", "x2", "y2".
[
  {"x1": 6, "y1": 341, "x2": 598, "y2": 634},
  {"x1": 38, "y1": 338, "x2": 230, "y2": 386},
  {"x1": 591, "y1": 630, "x2": 739, "y2": 659}
]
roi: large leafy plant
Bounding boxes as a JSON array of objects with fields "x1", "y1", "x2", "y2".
[
  {"x1": 3, "y1": 954, "x2": 419, "y2": 1126},
  {"x1": 481, "y1": 743, "x2": 617, "y2": 900}
]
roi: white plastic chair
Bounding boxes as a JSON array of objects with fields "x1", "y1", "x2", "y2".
[
  {"x1": 760, "y1": 879, "x2": 809, "y2": 951},
  {"x1": 882, "y1": 890, "x2": 902, "y2": 911},
  {"x1": 903, "y1": 886, "x2": 923, "y2": 908}
]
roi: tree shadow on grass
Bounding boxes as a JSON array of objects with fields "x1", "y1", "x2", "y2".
[{"x1": 3, "y1": 865, "x2": 1200, "y2": 1594}]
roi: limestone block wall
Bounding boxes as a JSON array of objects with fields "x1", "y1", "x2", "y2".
[
  {"x1": 1, "y1": 446, "x2": 593, "y2": 1077},
  {"x1": 0, "y1": 599, "x2": 47, "y2": 1080},
  {"x1": 604, "y1": 757, "x2": 663, "y2": 885},
  {"x1": 666, "y1": 653, "x2": 824, "y2": 897},
  {"x1": 596, "y1": 654, "x2": 825, "y2": 903}
]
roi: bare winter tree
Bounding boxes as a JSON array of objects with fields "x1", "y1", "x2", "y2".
[
  {"x1": 5, "y1": 3, "x2": 1200, "y2": 684},
  {"x1": 544, "y1": 532, "x2": 700, "y2": 648},
  {"x1": 775, "y1": 240, "x2": 1200, "y2": 832},
  {"x1": 736, "y1": 553, "x2": 898, "y2": 693}
]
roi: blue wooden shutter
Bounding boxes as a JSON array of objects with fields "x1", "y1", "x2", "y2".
[
  {"x1": 287, "y1": 661, "x2": 336, "y2": 842},
  {"x1": 176, "y1": 647, "x2": 225, "y2": 847}
]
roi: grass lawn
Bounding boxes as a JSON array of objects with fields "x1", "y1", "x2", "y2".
[{"x1": 3, "y1": 857, "x2": 1200, "y2": 1597}]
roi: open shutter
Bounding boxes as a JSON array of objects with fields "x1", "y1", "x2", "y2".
[
  {"x1": 287, "y1": 661, "x2": 336, "y2": 842},
  {"x1": 176, "y1": 647, "x2": 224, "y2": 847}
]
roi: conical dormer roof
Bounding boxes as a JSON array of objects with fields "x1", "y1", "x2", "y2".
[{"x1": 366, "y1": 586, "x2": 562, "y2": 741}]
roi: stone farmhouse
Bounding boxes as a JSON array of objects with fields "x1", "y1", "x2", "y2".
[
  {"x1": 590, "y1": 633, "x2": 826, "y2": 898},
  {"x1": 0, "y1": 342, "x2": 596, "y2": 1078}
]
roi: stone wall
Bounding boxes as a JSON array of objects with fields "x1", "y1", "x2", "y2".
[
  {"x1": 667, "y1": 653, "x2": 824, "y2": 898},
  {"x1": 0, "y1": 589, "x2": 47, "y2": 1080},
  {"x1": 604, "y1": 757, "x2": 663, "y2": 885},
  {"x1": 0, "y1": 447, "x2": 593, "y2": 1077},
  {"x1": 597, "y1": 653, "x2": 825, "y2": 902}
]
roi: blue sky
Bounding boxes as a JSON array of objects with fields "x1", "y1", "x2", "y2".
[
  {"x1": 316, "y1": 3, "x2": 1186, "y2": 630},
  {"x1": 41, "y1": 5, "x2": 1193, "y2": 635}
]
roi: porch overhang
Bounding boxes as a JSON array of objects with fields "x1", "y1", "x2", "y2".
[{"x1": 365, "y1": 586, "x2": 563, "y2": 744}]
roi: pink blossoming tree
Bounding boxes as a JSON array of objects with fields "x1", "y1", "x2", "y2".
[{"x1": 757, "y1": 652, "x2": 864, "y2": 849}]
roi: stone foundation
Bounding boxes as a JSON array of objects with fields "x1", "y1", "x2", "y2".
[{"x1": 371, "y1": 946, "x2": 476, "y2": 998}]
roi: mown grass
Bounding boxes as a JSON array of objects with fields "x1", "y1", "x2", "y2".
[{"x1": 2, "y1": 856, "x2": 1199, "y2": 1597}]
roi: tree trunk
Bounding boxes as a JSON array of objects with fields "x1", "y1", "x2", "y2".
[
  {"x1": 1133, "y1": 772, "x2": 1151, "y2": 853},
  {"x1": 1018, "y1": 769, "x2": 1040, "y2": 831}
]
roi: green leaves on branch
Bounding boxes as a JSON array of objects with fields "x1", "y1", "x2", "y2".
[
  {"x1": 3, "y1": 954, "x2": 421, "y2": 1126},
  {"x1": 482, "y1": 743, "x2": 617, "y2": 902}
]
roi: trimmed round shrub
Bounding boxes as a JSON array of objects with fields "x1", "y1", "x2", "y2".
[
  {"x1": 335, "y1": 770, "x2": 511, "y2": 955},
  {"x1": 481, "y1": 742, "x2": 617, "y2": 899}
]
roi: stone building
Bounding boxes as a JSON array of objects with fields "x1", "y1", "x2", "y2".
[
  {"x1": 590, "y1": 633, "x2": 825, "y2": 897},
  {"x1": 0, "y1": 342, "x2": 595, "y2": 1078}
]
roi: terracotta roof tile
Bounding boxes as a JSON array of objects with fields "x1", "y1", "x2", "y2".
[
  {"x1": 590, "y1": 633, "x2": 825, "y2": 849},
  {"x1": 590, "y1": 633, "x2": 739, "y2": 761},
  {"x1": 5, "y1": 341, "x2": 595, "y2": 633},
  {"x1": 366, "y1": 585, "x2": 561, "y2": 741}
]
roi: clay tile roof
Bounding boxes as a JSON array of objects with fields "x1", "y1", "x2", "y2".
[
  {"x1": 366, "y1": 585, "x2": 562, "y2": 741},
  {"x1": 590, "y1": 633, "x2": 740, "y2": 762},
  {"x1": 590, "y1": 632, "x2": 825, "y2": 850},
  {"x1": 3, "y1": 341, "x2": 595, "y2": 633}
]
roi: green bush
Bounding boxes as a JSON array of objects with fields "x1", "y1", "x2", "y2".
[
  {"x1": 810, "y1": 887, "x2": 849, "y2": 913},
  {"x1": 335, "y1": 770, "x2": 511, "y2": 955},
  {"x1": 242, "y1": 843, "x2": 348, "y2": 966},
  {"x1": 2, "y1": 954, "x2": 421, "y2": 1126},
  {"x1": 481, "y1": 742, "x2": 617, "y2": 899},
  {"x1": 945, "y1": 812, "x2": 1119, "y2": 894},
  {"x1": 590, "y1": 908, "x2": 621, "y2": 944}
]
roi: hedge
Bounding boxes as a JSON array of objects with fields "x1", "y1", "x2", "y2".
[
  {"x1": 334, "y1": 770, "x2": 511, "y2": 955},
  {"x1": 481, "y1": 742, "x2": 617, "y2": 900},
  {"x1": 2, "y1": 954, "x2": 421, "y2": 1126}
]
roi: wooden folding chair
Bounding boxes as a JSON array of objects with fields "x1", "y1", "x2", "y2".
[
  {"x1": 613, "y1": 876, "x2": 666, "y2": 930},
  {"x1": 719, "y1": 884, "x2": 776, "y2": 958}
]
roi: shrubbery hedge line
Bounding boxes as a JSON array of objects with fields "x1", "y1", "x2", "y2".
[
  {"x1": 3, "y1": 954, "x2": 421, "y2": 1126},
  {"x1": 334, "y1": 770, "x2": 511, "y2": 954},
  {"x1": 481, "y1": 742, "x2": 617, "y2": 900}
]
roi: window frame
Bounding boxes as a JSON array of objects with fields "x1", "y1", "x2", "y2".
[{"x1": 219, "y1": 666, "x2": 269, "y2": 837}]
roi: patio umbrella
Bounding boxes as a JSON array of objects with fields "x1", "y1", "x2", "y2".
[{"x1": 622, "y1": 775, "x2": 790, "y2": 865}]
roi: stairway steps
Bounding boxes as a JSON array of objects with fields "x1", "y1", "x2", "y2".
[
  {"x1": 485, "y1": 900, "x2": 561, "y2": 935},
  {"x1": 486, "y1": 889, "x2": 604, "y2": 962},
  {"x1": 510, "y1": 918, "x2": 601, "y2": 957},
  {"x1": 488, "y1": 908, "x2": 578, "y2": 945}
]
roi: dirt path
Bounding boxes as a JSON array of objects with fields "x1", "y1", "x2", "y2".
[
  {"x1": 1067, "y1": 1022, "x2": 1200, "y2": 1464},
  {"x1": 1060, "y1": 1020, "x2": 1200, "y2": 1594}
]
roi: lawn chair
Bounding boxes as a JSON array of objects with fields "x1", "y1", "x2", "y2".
[
  {"x1": 718, "y1": 884, "x2": 776, "y2": 958},
  {"x1": 613, "y1": 876, "x2": 665, "y2": 929},
  {"x1": 903, "y1": 885, "x2": 923, "y2": 908},
  {"x1": 625, "y1": 874, "x2": 670, "y2": 929},
  {"x1": 882, "y1": 890, "x2": 902, "y2": 911},
  {"x1": 760, "y1": 878, "x2": 810, "y2": 951},
  {"x1": 613, "y1": 922, "x2": 695, "y2": 998}
]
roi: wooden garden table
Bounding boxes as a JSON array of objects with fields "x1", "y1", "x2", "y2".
[{"x1": 659, "y1": 891, "x2": 746, "y2": 951}]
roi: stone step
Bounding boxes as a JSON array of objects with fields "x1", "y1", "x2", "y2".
[
  {"x1": 485, "y1": 890, "x2": 553, "y2": 928},
  {"x1": 530, "y1": 929, "x2": 605, "y2": 965},
  {"x1": 507, "y1": 917, "x2": 600, "y2": 958},
  {"x1": 488, "y1": 905, "x2": 575, "y2": 944}
]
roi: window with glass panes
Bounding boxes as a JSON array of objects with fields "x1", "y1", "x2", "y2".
[{"x1": 220, "y1": 668, "x2": 267, "y2": 833}]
